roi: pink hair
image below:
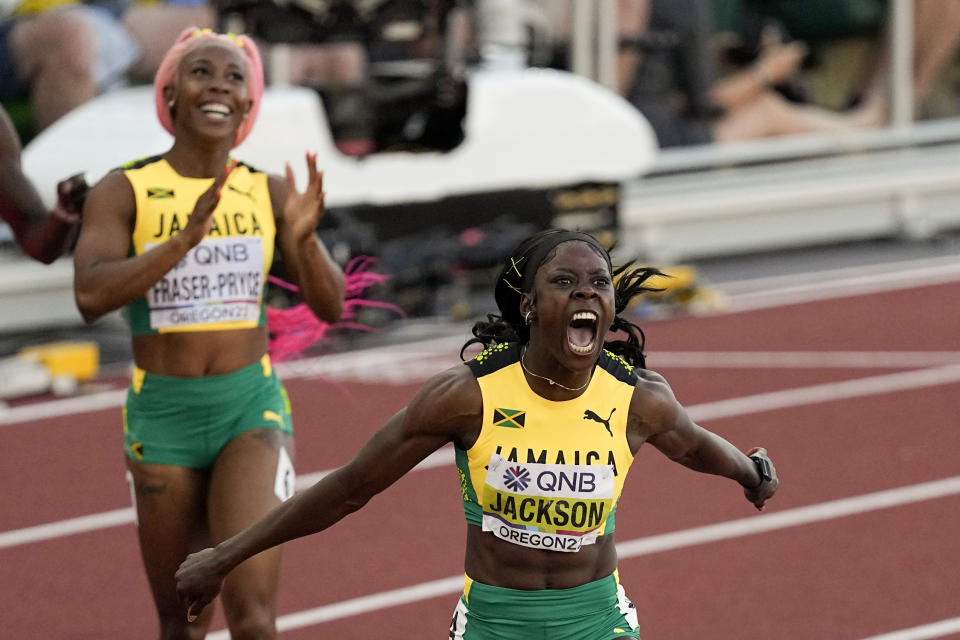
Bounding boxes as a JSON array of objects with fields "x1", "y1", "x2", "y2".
[
  {"x1": 266, "y1": 257, "x2": 404, "y2": 362},
  {"x1": 154, "y1": 27, "x2": 264, "y2": 148}
]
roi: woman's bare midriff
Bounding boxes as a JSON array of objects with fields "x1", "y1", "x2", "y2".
[
  {"x1": 463, "y1": 525, "x2": 619, "y2": 590},
  {"x1": 132, "y1": 326, "x2": 269, "y2": 376}
]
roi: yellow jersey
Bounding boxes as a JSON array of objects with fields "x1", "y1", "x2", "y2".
[
  {"x1": 458, "y1": 342, "x2": 638, "y2": 553},
  {"x1": 122, "y1": 156, "x2": 276, "y2": 335}
]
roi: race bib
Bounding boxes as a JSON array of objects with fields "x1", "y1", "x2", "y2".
[
  {"x1": 146, "y1": 236, "x2": 264, "y2": 329},
  {"x1": 481, "y1": 453, "x2": 615, "y2": 552}
]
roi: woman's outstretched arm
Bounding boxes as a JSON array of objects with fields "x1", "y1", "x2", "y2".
[
  {"x1": 175, "y1": 364, "x2": 482, "y2": 618},
  {"x1": 628, "y1": 369, "x2": 779, "y2": 510}
]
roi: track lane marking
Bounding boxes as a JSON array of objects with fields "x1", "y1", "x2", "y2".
[
  {"x1": 685, "y1": 363, "x2": 960, "y2": 422},
  {"x1": 719, "y1": 257, "x2": 960, "y2": 312},
  {"x1": 4, "y1": 257, "x2": 960, "y2": 427},
  {"x1": 197, "y1": 477, "x2": 960, "y2": 637},
  {"x1": 859, "y1": 618, "x2": 960, "y2": 640},
  {"x1": 0, "y1": 449, "x2": 454, "y2": 548},
  {"x1": 4, "y1": 364, "x2": 960, "y2": 547},
  {"x1": 4, "y1": 352, "x2": 960, "y2": 427},
  {"x1": 651, "y1": 351, "x2": 960, "y2": 368}
]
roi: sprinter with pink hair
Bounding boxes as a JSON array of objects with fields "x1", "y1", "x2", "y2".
[{"x1": 73, "y1": 27, "x2": 346, "y2": 639}]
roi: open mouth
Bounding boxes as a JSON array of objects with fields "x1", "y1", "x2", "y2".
[
  {"x1": 567, "y1": 310, "x2": 598, "y2": 355},
  {"x1": 200, "y1": 102, "x2": 232, "y2": 120}
]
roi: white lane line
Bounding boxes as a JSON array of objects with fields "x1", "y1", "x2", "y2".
[
  {"x1": 0, "y1": 507, "x2": 134, "y2": 549},
  {"x1": 2, "y1": 256, "x2": 959, "y2": 427},
  {"x1": 199, "y1": 477, "x2": 960, "y2": 638},
  {"x1": 0, "y1": 450, "x2": 457, "y2": 549},
  {"x1": 0, "y1": 389, "x2": 127, "y2": 426},
  {"x1": 5, "y1": 350, "x2": 960, "y2": 428},
  {"x1": 716, "y1": 255, "x2": 960, "y2": 297},
  {"x1": 294, "y1": 447, "x2": 455, "y2": 488},
  {"x1": 0, "y1": 338, "x2": 468, "y2": 426},
  {"x1": 615, "y1": 477, "x2": 960, "y2": 557},
  {"x1": 686, "y1": 363, "x2": 960, "y2": 423},
  {"x1": 4, "y1": 364, "x2": 960, "y2": 548},
  {"x1": 650, "y1": 351, "x2": 960, "y2": 369},
  {"x1": 860, "y1": 618, "x2": 960, "y2": 640},
  {"x1": 717, "y1": 257, "x2": 960, "y2": 313}
]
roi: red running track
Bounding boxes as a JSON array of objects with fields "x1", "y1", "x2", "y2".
[{"x1": 2, "y1": 277, "x2": 960, "y2": 639}]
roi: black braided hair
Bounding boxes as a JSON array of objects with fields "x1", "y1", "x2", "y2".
[
  {"x1": 605, "y1": 262, "x2": 665, "y2": 368},
  {"x1": 460, "y1": 229, "x2": 666, "y2": 368}
]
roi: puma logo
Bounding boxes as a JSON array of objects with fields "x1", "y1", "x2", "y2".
[
  {"x1": 583, "y1": 408, "x2": 616, "y2": 437},
  {"x1": 263, "y1": 410, "x2": 284, "y2": 428},
  {"x1": 228, "y1": 184, "x2": 256, "y2": 202}
]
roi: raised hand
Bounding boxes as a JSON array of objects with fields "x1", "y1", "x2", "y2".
[
  {"x1": 182, "y1": 160, "x2": 237, "y2": 247},
  {"x1": 282, "y1": 152, "x2": 325, "y2": 243},
  {"x1": 54, "y1": 173, "x2": 89, "y2": 223}
]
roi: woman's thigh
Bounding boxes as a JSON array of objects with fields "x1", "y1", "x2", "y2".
[
  {"x1": 207, "y1": 428, "x2": 295, "y2": 613},
  {"x1": 127, "y1": 459, "x2": 211, "y2": 621}
]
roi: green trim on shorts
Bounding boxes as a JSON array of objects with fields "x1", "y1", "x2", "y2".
[
  {"x1": 123, "y1": 356, "x2": 293, "y2": 468},
  {"x1": 449, "y1": 573, "x2": 642, "y2": 639}
]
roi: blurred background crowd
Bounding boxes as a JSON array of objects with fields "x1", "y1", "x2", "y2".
[{"x1": 6, "y1": 0, "x2": 960, "y2": 147}]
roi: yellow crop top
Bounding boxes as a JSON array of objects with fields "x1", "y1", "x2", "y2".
[
  {"x1": 458, "y1": 342, "x2": 638, "y2": 553},
  {"x1": 122, "y1": 156, "x2": 276, "y2": 335}
]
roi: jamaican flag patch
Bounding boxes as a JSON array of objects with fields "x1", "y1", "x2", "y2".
[
  {"x1": 493, "y1": 408, "x2": 526, "y2": 429},
  {"x1": 147, "y1": 187, "x2": 174, "y2": 199}
]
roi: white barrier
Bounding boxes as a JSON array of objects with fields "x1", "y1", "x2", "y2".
[
  {"x1": 617, "y1": 120, "x2": 960, "y2": 264},
  {"x1": 20, "y1": 68, "x2": 656, "y2": 208}
]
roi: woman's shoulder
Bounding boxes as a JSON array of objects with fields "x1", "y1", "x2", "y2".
[
  {"x1": 117, "y1": 154, "x2": 165, "y2": 172},
  {"x1": 88, "y1": 166, "x2": 135, "y2": 199},
  {"x1": 405, "y1": 362, "x2": 483, "y2": 433},
  {"x1": 630, "y1": 367, "x2": 677, "y2": 402},
  {"x1": 597, "y1": 348, "x2": 643, "y2": 385},
  {"x1": 416, "y1": 363, "x2": 482, "y2": 405},
  {"x1": 463, "y1": 341, "x2": 520, "y2": 378},
  {"x1": 95, "y1": 155, "x2": 166, "y2": 192},
  {"x1": 627, "y1": 367, "x2": 682, "y2": 432}
]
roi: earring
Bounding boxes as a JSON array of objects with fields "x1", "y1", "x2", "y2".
[
  {"x1": 524, "y1": 312, "x2": 532, "y2": 325},
  {"x1": 167, "y1": 99, "x2": 175, "y2": 108}
]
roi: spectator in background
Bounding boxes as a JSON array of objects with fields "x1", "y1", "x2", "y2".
[
  {"x1": 210, "y1": 0, "x2": 382, "y2": 155},
  {"x1": 275, "y1": 38, "x2": 373, "y2": 155},
  {"x1": 116, "y1": 0, "x2": 215, "y2": 83},
  {"x1": 217, "y1": 0, "x2": 474, "y2": 155},
  {"x1": 0, "y1": 103, "x2": 85, "y2": 262},
  {"x1": 0, "y1": 0, "x2": 138, "y2": 132},
  {"x1": 853, "y1": 0, "x2": 960, "y2": 117},
  {"x1": 619, "y1": 0, "x2": 886, "y2": 147},
  {"x1": 1, "y1": 0, "x2": 218, "y2": 137}
]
